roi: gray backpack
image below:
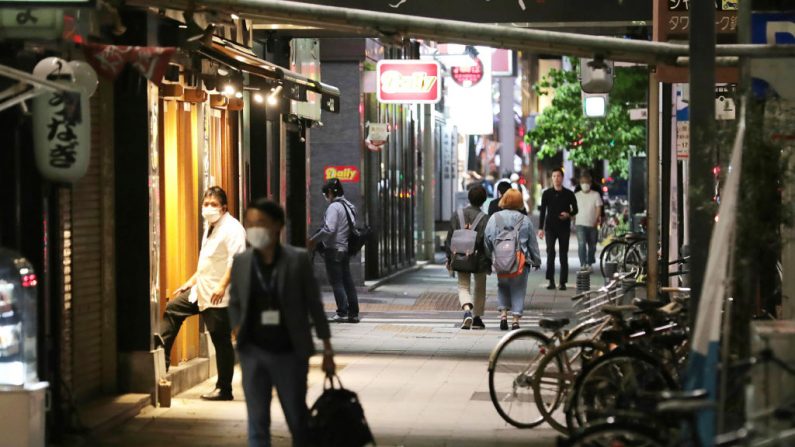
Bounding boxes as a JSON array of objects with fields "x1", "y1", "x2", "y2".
[
  {"x1": 449, "y1": 209, "x2": 486, "y2": 273},
  {"x1": 492, "y1": 214, "x2": 526, "y2": 276}
]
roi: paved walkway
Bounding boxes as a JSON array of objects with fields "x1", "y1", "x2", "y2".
[{"x1": 91, "y1": 239, "x2": 605, "y2": 447}]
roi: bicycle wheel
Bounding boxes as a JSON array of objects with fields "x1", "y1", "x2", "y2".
[
  {"x1": 600, "y1": 241, "x2": 628, "y2": 278},
  {"x1": 488, "y1": 329, "x2": 554, "y2": 428},
  {"x1": 531, "y1": 339, "x2": 608, "y2": 434},
  {"x1": 566, "y1": 347, "x2": 678, "y2": 432},
  {"x1": 563, "y1": 420, "x2": 664, "y2": 447},
  {"x1": 624, "y1": 240, "x2": 648, "y2": 273}
]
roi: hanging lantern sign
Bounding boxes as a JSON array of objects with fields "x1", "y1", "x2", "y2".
[
  {"x1": 32, "y1": 57, "x2": 92, "y2": 184},
  {"x1": 365, "y1": 121, "x2": 389, "y2": 151}
]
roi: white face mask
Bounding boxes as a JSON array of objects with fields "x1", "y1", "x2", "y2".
[
  {"x1": 246, "y1": 227, "x2": 272, "y2": 250},
  {"x1": 202, "y1": 206, "x2": 222, "y2": 224},
  {"x1": 580, "y1": 183, "x2": 591, "y2": 192}
]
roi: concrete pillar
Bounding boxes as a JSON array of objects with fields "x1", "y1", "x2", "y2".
[
  {"x1": 499, "y1": 77, "x2": 515, "y2": 177},
  {"x1": 422, "y1": 104, "x2": 435, "y2": 260}
]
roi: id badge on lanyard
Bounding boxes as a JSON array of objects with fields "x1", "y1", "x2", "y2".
[{"x1": 254, "y1": 260, "x2": 280, "y2": 326}]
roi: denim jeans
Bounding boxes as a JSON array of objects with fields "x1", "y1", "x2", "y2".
[
  {"x1": 324, "y1": 250, "x2": 359, "y2": 317},
  {"x1": 238, "y1": 345, "x2": 309, "y2": 447},
  {"x1": 497, "y1": 270, "x2": 530, "y2": 316},
  {"x1": 576, "y1": 225, "x2": 599, "y2": 267}
]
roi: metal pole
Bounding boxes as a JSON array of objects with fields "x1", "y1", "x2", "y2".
[
  {"x1": 661, "y1": 83, "x2": 672, "y2": 288},
  {"x1": 126, "y1": 0, "x2": 795, "y2": 64},
  {"x1": 647, "y1": 74, "x2": 659, "y2": 301},
  {"x1": 423, "y1": 104, "x2": 435, "y2": 261},
  {"x1": 688, "y1": 0, "x2": 716, "y2": 325}
]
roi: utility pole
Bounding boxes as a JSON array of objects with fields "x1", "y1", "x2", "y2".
[{"x1": 688, "y1": 1, "x2": 717, "y2": 323}]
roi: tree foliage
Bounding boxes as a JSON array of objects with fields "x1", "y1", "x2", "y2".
[{"x1": 525, "y1": 61, "x2": 648, "y2": 178}]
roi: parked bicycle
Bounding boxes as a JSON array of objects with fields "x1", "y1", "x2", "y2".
[{"x1": 488, "y1": 272, "x2": 638, "y2": 432}]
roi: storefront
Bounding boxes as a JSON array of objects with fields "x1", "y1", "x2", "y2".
[{"x1": 150, "y1": 36, "x2": 337, "y2": 371}]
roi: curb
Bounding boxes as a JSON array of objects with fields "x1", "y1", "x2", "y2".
[{"x1": 364, "y1": 261, "x2": 431, "y2": 292}]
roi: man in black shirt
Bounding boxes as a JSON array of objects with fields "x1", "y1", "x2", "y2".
[
  {"x1": 488, "y1": 181, "x2": 512, "y2": 216},
  {"x1": 229, "y1": 199, "x2": 335, "y2": 447},
  {"x1": 538, "y1": 168, "x2": 578, "y2": 290}
]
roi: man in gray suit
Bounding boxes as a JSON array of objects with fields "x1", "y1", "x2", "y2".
[{"x1": 228, "y1": 198, "x2": 335, "y2": 447}]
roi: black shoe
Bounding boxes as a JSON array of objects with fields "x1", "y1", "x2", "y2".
[
  {"x1": 511, "y1": 322, "x2": 520, "y2": 331},
  {"x1": 559, "y1": 283, "x2": 567, "y2": 291},
  {"x1": 546, "y1": 281, "x2": 556, "y2": 290},
  {"x1": 200, "y1": 388, "x2": 233, "y2": 401},
  {"x1": 329, "y1": 314, "x2": 348, "y2": 323},
  {"x1": 471, "y1": 316, "x2": 486, "y2": 330},
  {"x1": 348, "y1": 315, "x2": 360, "y2": 323},
  {"x1": 499, "y1": 319, "x2": 509, "y2": 331}
]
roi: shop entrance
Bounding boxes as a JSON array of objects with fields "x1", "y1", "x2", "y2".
[{"x1": 160, "y1": 99, "x2": 201, "y2": 366}]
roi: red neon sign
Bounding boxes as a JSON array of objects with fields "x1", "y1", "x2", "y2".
[{"x1": 377, "y1": 60, "x2": 441, "y2": 104}]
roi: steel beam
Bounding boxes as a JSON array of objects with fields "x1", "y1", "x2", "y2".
[{"x1": 125, "y1": 0, "x2": 795, "y2": 64}]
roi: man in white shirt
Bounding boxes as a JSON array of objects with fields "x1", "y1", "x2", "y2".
[
  {"x1": 155, "y1": 186, "x2": 247, "y2": 401},
  {"x1": 574, "y1": 172, "x2": 603, "y2": 273}
]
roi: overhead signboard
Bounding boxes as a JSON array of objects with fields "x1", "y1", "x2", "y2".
[
  {"x1": 653, "y1": 0, "x2": 739, "y2": 83},
  {"x1": 288, "y1": 0, "x2": 650, "y2": 24},
  {"x1": 376, "y1": 60, "x2": 441, "y2": 104},
  {"x1": 750, "y1": 13, "x2": 795, "y2": 100}
]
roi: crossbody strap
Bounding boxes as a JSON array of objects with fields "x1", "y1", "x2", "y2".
[{"x1": 337, "y1": 200, "x2": 356, "y2": 228}]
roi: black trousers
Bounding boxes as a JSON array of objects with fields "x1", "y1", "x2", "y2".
[
  {"x1": 160, "y1": 290, "x2": 234, "y2": 393},
  {"x1": 324, "y1": 250, "x2": 359, "y2": 317},
  {"x1": 545, "y1": 226, "x2": 571, "y2": 284}
]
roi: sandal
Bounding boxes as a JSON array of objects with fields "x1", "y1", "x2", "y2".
[{"x1": 511, "y1": 322, "x2": 520, "y2": 330}]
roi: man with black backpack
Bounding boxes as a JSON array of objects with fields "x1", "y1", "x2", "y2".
[
  {"x1": 308, "y1": 179, "x2": 361, "y2": 323},
  {"x1": 446, "y1": 185, "x2": 491, "y2": 330}
]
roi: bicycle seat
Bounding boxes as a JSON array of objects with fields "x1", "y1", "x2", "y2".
[
  {"x1": 633, "y1": 298, "x2": 667, "y2": 311},
  {"x1": 539, "y1": 318, "x2": 570, "y2": 331},
  {"x1": 601, "y1": 304, "x2": 638, "y2": 317},
  {"x1": 650, "y1": 331, "x2": 688, "y2": 348}
]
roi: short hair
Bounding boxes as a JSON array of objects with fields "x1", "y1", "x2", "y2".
[
  {"x1": 247, "y1": 198, "x2": 285, "y2": 225},
  {"x1": 551, "y1": 167, "x2": 564, "y2": 176},
  {"x1": 203, "y1": 186, "x2": 228, "y2": 207},
  {"x1": 321, "y1": 178, "x2": 344, "y2": 197},
  {"x1": 468, "y1": 185, "x2": 487, "y2": 207},
  {"x1": 498, "y1": 189, "x2": 524, "y2": 211},
  {"x1": 580, "y1": 171, "x2": 593, "y2": 181},
  {"x1": 497, "y1": 181, "x2": 512, "y2": 195}
]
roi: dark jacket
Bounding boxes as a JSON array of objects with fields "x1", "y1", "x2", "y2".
[
  {"x1": 445, "y1": 205, "x2": 491, "y2": 274},
  {"x1": 228, "y1": 245, "x2": 331, "y2": 358},
  {"x1": 489, "y1": 199, "x2": 527, "y2": 217}
]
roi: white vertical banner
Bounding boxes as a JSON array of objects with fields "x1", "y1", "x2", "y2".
[{"x1": 447, "y1": 47, "x2": 493, "y2": 135}]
